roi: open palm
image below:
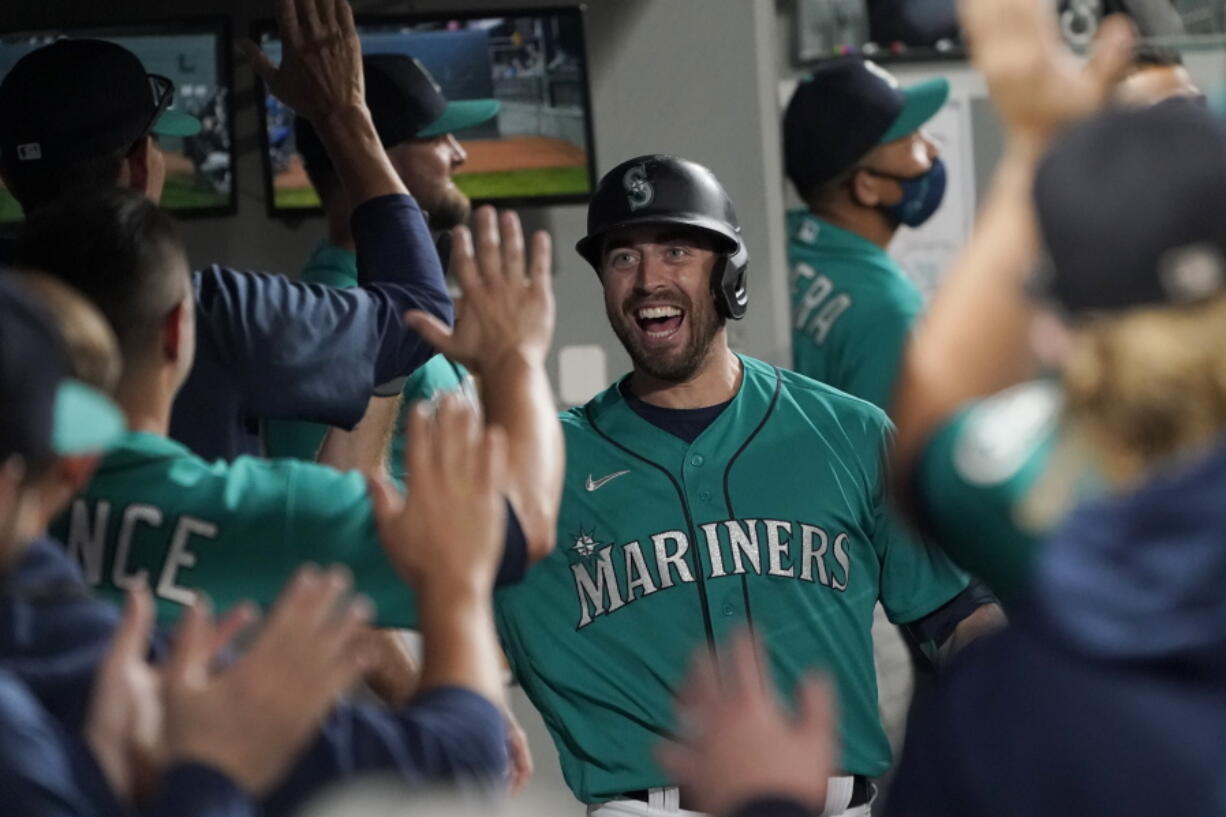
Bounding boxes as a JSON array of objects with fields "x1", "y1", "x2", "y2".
[{"x1": 960, "y1": 0, "x2": 1135, "y2": 141}]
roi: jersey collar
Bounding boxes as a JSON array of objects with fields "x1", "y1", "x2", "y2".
[
  {"x1": 101, "y1": 431, "x2": 196, "y2": 469},
  {"x1": 583, "y1": 355, "x2": 779, "y2": 463},
  {"x1": 302, "y1": 240, "x2": 359, "y2": 286},
  {"x1": 789, "y1": 209, "x2": 888, "y2": 260}
]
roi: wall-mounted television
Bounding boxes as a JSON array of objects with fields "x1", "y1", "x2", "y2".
[
  {"x1": 254, "y1": 6, "x2": 596, "y2": 218},
  {"x1": 794, "y1": 0, "x2": 1204, "y2": 64},
  {"x1": 0, "y1": 18, "x2": 236, "y2": 224}
]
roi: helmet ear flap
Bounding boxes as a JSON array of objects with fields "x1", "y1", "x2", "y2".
[{"x1": 713, "y1": 243, "x2": 749, "y2": 320}]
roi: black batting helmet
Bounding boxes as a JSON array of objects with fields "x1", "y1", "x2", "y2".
[{"x1": 576, "y1": 154, "x2": 750, "y2": 320}]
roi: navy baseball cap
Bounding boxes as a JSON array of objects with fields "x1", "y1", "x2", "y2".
[
  {"x1": 0, "y1": 39, "x2": 200, "y2": 172},
  {"x1": 1034, "y1": 100, "x2": 1226, "y2": 316},
  {"x1": 0, "y1": 276, "x2": 124, "y2": 464},
  {"x1": 296, "y1": 53, "x2": 500, "y2": 172},
  {"x1": 784, "y1": 57, "x2": 949, "y2": 195}
]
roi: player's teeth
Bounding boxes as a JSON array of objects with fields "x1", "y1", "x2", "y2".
[{"x1": 637, "y1": 306, "x2": 682, "y2": 319}]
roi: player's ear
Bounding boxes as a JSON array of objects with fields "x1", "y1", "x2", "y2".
[
  {"x1": 161, "y1": 300, "x2": 188, "y2": 364},
  {"x1": 124, "y1": 136, "x2": 154, "y2": 197},
  {"x1": 55, "y1": 454, "x2": 103, "y2": 497},
  {"x1": 848, "y1": 167, "x2": 884, "y2": 208}
]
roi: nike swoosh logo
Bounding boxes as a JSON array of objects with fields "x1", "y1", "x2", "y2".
[{"x1": 585, "y1": 470, "x2": 630, "y2": 492}]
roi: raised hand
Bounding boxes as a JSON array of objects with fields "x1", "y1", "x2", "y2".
[
  {"x1": 241, "y1": 0, "x2": 364, "y2": 123},
  {"x1": 162, "y1": 567, "x2": 373, "y2": 795},
  {"x1": 405, "y1": 207, "x2": 555, "y2": 375},
  {"x1": 960, "y1": 0, "x2": 1135, "y2": 142},
  {"x1": 368, "y1": 394, "x2": 508, "y2": 594},
  {"x1": 84, "y1": 584, "x2": 163, "y2": 805},
  {"x1": 85, "y1": 584, "x2": 258, "y2": 805},
  {"x1": 657, "y1": 631, "x2": 836, "y2": 817}
]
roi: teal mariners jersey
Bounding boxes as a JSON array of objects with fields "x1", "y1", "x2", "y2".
[
  {"x1": 914, "y1": 381, "x2": 1101, "y2": 605},
  {"x1": 48, "y1": 431, "x2": 418, "y2": 626},
  {"x1": 493, "y1": 356, "x2": 969, "y2": 801},
  {"x1": 787, "y1": 209, "x2": 924, "y2": 411},
  {"x1": 263, "y1": 240, "x2": 470, "y2": 477}
]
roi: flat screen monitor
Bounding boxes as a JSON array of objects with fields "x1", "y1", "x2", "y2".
[
  {"x1": 0, "y1": 19, "x2": 236, "y2": 223},
  {"x1": 255, "y1": 6, "x2": 596, "y2": 217}
]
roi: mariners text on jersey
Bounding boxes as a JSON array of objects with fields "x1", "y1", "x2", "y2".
[
  {"x1": 570, "y1": 519, "x2": 851, "y2": 629},
  {"x1": 493, "y1": 356, "x2": 970, "y2": 800}
]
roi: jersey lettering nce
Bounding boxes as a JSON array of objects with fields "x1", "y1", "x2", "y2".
[
  {"x1": 493, "y1": 356, "x2": 969, "y2": 802},
  {"x1": 49, "y1": 431, "x2": 419, "y2": 626}
]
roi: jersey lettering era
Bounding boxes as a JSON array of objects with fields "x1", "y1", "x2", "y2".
[
  {"x1": 493, "y1": 355, "x2": 969, "y2": 802},
  {"x1": 787, "y1": 209, "x2": 924, "y2": 411}
]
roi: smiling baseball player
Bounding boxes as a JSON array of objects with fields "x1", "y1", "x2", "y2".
[{"x1": 492, "y1": 155, "x2": 1002, "y2": 816}]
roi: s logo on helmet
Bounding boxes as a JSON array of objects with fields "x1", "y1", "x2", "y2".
[{"x1": 623, "y1": 164, "x2": 654, "y2": 212}]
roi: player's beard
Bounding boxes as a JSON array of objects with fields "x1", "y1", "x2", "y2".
[
  {"x1": 609, "y1": 292, "x2": 724, "y2": 383},
  {"x1": 422, "y1": 184, "x2": 472, "y2": 231}
]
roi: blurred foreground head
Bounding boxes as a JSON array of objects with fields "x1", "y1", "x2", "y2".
[
  {"x1": 0, "y1": 275, "x2": 122, "y2": 564},
  {"x1": 1033, "y1": 100, "x2": 1226, "y2": 483}
]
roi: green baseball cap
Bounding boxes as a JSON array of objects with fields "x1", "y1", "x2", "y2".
[
  {"x1": 417, "y1": 98, "x2": 502, "y2": 139},
  {"x1": 52, "y1": 379, "x2": 125, "y2": 456},
  {"x1": 879, "y1": 77, "x2": 950, "y2": 144}
]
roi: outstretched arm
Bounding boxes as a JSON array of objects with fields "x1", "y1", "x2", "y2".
[
  {"x1": 891, "y1": 0, "x2": 1134, "y2": 489},
  {"x1": 407, "y1": 207, "x2": 563, "y2": 562},
  {"x1": 180, "y1": 0, "x2": 455, "y2": 453}
]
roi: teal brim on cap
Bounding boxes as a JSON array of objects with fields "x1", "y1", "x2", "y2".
[
  {"x1": 152, "y1": 109, "x2": 202, "y2": 138},
  {"x1": 879, "y1": 78, "x2": 950, "y2": 144},
  {"x1": 417, "y1": 99, "x2": 501, "y2": 139},
  {"x1": 52, "y1": 379, "x2": 125, "y2": 456}
]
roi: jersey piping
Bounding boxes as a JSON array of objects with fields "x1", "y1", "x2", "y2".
[
  {"x1": 720, "y1": 365, "x2": 783, "y2": 637},
  {"x1": 584, "y1": 404, "x2": 719, "y2": 655}
]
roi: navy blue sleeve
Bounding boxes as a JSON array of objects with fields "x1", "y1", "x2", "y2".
[
  {"x1": 901, "y1": 580, "x2": 998, "y2": 659},
  {"x1": 145, "y1": 764, "x2": 254, "y2": 817},
  {"x1": 261, "y1": 686, "x2": 506, "y2": 817},
  {"x1": 0, "y1": 673, "x2": 122, "y2": 817},
  {"x1": 192, "y1": 193, "x2": 453, "y2": 432},
  {"x1": 496, "y1": 501, "x2": 528, "y2": 587}
]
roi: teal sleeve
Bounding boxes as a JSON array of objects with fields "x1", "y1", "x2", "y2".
[
  {"x1": 263, "y1": 418, "x2": 329, "y2": 462},
  {"x1": 858, "y1": 420, "x2": 969, "y2": 625},
  {"x1": 876, "y1": 506, "x2": 970, "y2": 625},
  {"x1": 915, "y1": 414, "x2": 1042, "y2": 607},
  {"x1": 267, "y1": 357, "x2": 467, "y2": 479},
  {"x1": 260, "y1": 253, "x2": 360, "y2": 464},
  {"x1": 389, "y1": 359, "x2": 469, "y2": 480},
  {"x1": 284, "y1": 461, "x2": 419, "y2": 627}
]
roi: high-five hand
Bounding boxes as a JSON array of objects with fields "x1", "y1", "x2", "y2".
[
  {"x1": 658, "y1": 631, "x2": 836, "y2": 817},
  {"x1": 406, "y1": 206, "x2": 555, "y2": 374},
  {"x1": 960, "y1": 0, "x2": 1134, "y2": 142},
  {"x1": 163, "y1": 567, "x2": 373, "y2": 795},
  {"x1": 241, "y1": 0, "x2": 364, "y2": 123}
]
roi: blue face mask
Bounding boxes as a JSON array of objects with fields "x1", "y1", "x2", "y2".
[{"x1": 869, "y1": 157, "x2": 947, "y2": 228}]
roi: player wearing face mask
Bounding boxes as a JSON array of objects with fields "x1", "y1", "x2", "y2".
[{"x1": 783, "y1": 58, "x2": 948, "y2": 411}]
